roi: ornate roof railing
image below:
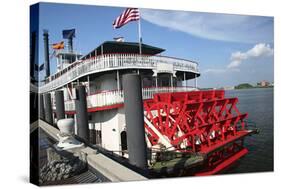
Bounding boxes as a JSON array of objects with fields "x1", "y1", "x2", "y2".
[{"x1": 41, "y1": 53, "x2": 199, "y2": 93}]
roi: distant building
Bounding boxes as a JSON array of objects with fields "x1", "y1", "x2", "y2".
[{"x1": 257, "y1": 80, "x2": 270, "y2": 87}]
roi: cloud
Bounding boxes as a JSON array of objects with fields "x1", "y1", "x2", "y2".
[
  {"x1": 202, "y1": 68, "x2": 226, "y2": 74},
  {"x1": 140, "y1": 9, "x2": 273, "y2": 43},
  {"x1": 203, "y1": 43, "x2": 273, "y2": 73},
  {"x1": 227, "y1": 43, "x2": 274, "y2": 68},
  {"x1": 202, "y1": 68, "x2": 240, "y2": 74}
]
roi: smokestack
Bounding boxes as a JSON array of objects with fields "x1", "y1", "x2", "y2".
[
  {"x1": 62, "y1": 29, "x2": 75, "y2": 52},
  {"x1": 43, "y1": 30, "x2": 50, "y2": 78},
  {"x1": 68, "y1": 38, "x2": 73, "y2": 52},
  {"x1": 30, "y1": 31, "x2": 36, "y2": 80}
]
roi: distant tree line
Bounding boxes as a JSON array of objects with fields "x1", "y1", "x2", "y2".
[
  {"x1": 234, "y1": 83, "x2": 254, "y2": 89},
  {"x1": 234, "y1": 83, "x2": 273, "y2": 89}
]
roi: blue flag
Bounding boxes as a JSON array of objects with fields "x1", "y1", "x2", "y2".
[{"x1": 62, "y1": 29, "x2": 75, "y2": 39}]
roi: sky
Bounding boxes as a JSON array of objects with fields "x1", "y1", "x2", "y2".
[{"x1": 36, "y1": 3, "x2": 274, "y2": 88}]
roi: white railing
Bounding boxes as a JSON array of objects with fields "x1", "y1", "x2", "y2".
[
  {"x1": 40, "y1": 54, "x2": 199, "y2": 93},
  {"x1": 62, "y1": 86, "x2": 197, "y2": 112},
  {"x1": 87, "y1": 90, "x2": 124, "y2": 109},
  {"x1": 65, "y1": 100, "x2": 75, "y2": 112}
]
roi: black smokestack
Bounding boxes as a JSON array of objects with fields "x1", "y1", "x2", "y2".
[
  {"x1": 68, "y1": 38, "x2": 73, "y2": 52},
  {"x1": 43, "y1": 30, "x2": 50, "y2": 78},
  {"x1": 62, "y1": 29, "x2": 75, "y2": 52},
  {"x1": 30, "y1": 31, "x2": 36, "y2": 80}
]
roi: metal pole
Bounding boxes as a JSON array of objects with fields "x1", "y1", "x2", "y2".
[
  {"x1": 59, "y1": 54, "x2": 61, "y2": 71},
  {"x1": 195, "y1": 74, "x2": 197, "y2": 88},
  {"x1": 39, "y1": 94, "x2": 45, "y2": 120},
  {"x1": 117, "y1": 70, "x2": 120, "y2": 90},
  {"x1": 74, "y1": 85, "x2": 89, "y2": 141},
  {"x1": 89, "y1": 123, "x2": 95, "y2": 144},
  {"x1": 87, "y1": 75, "x2": 90, "y2": 95},
  {"x1": 55, "y1": 90, "x2": 65, "y2": 121},
  {"x1": 56, "y1": 51, "x2": 59, "y2": 71},
  {"x1": 43, "y1": 30, "x2": 50, "y2": 78},
  {"x1": 74, "y1": 114, "x2": 78, "y2": 135},
  {"x1": 171, "y1": 74, "x2": 174, "y2": 92},
  {"x1": 44, "y1": 93, "x2": 53, "y2": 125},
  {"x1": 138, "y1": 18, "x2": 142, "y2": 55},
  {"x1": 30, "y1": 32, "x2": 36, "y2": 79},
  {"x1": 184, "y1": 72, "x2": 186, "y2": 88},
  {"x1": 171, "y1": 74, "x2": 173, "y2": 88},
  {"x1": 123, "y1": 74, "x2": 147, "y2": 169}
]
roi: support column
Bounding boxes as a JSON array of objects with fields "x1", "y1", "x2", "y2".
[
  {"x1": 43, "y1": 30, "x2": 50, "y2": 78},
  {"x1": 89, "y1": 123, "x2": 96, "y2": 144},
  {"x1": 55, "y1": 90, "x2": 65, "y2": 121},
  {"x1": 39, "y1": 94, "x2": 45, "y2": 120},
  {"x1": 171, "y1": 74, "x2": 174, "y2": 92},
  {"x1": 74, "y1": 114, "x2": 78, "y2": 135},
  {"x1": 87, "y1": 75, "x2": 90, "y2": 95},
  {"x1": 117, "y1": 70, "x2": 120, "y2": 90},
  {"x1": 184, "y1": 72, "x2": 186, "y2": 89},
  {"x1": 71, "y1": 82, "x2": 74, "y2": 93},
  {"x1": 74, "y1": 85, "x2": 89, "y2": 141},
  {"x1": 170, "y1": 74, "x2": 173, "y2": 88},
  {"x1": 123, "y1": 74, "x2": 147, "y2": 169},
  {"x1": 195, "y1": 74, "x2": 198, "y2": 88},
  {"x1": 44, "y1": 93, "x2": 53, "y2": 125}
]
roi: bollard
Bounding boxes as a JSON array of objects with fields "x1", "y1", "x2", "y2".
[
  {"x1": 39, "y1": 93, "x2": 45, "y2": 120},
  {"x1": 89, "y1": 123, "x2": 96, "y2": 144},
  {"x1": 44, "y1": 93, "x2": 53, "y2": 125},
  {"x1": 123, "y1": 74, "x2": 148, "y2": 169},
  {"x1": 74, "y1": 85, "x2": 89, "y2": 141},
  {"x1": 55, "y1": 90, "x2": 65, "y2": 121}
]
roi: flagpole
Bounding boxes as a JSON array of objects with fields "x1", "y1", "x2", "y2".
[{"x1": 138, "y1": 14, "x2": 142, "y2": 55}]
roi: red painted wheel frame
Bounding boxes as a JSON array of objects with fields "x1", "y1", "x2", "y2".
[{"x1": 144, "y1": 90, "x2": 254, "y2": 175}]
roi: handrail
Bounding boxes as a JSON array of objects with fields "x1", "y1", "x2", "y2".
[
  {"x1": 62, "y1": 86, "x2": 197, "y2": 112},
  {"x1": 41, "y1": 53, "x2": 199, "y2": 93},
  {"x1": 48, "y1": 53, "x2": 198, "y2": 82}
]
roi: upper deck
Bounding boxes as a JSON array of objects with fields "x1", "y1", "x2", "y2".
[
  {"x1": 41, "y1": 53, "x2": 199, "y2": 93},
  {"x1": 40, "y1": 41, "x2": 200, "y2": 93}
]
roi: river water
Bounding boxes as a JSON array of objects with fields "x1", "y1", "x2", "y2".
[
  {"x1": 224, "y1": 88, "x2": 274, "y2": 174},
  {"x1": 38, "y1": 88, "x2": 274, "y2": 177}
]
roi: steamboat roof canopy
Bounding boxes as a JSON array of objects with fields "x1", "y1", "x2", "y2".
[{"x1": 81, "y1": 41, "x2": 165, "y2": 60}]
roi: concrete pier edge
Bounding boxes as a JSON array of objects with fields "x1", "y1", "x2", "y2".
[{"x1": 38, "y1": 119, "x2": 147, "y2": 182}]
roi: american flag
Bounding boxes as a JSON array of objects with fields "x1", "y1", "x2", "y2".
[{"x1": 113, "y1": 8, "x2": 140, "y2": 29}]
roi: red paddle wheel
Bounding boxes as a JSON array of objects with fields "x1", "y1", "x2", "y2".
[{"x1": 143, "y1": 90, "x2": 257, "y2": 175}]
